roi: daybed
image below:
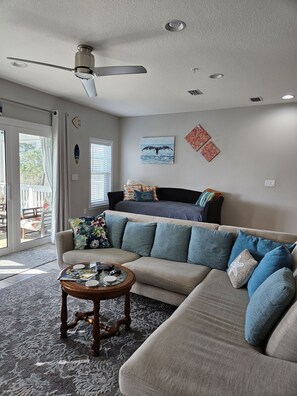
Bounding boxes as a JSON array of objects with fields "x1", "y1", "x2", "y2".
[
  {"x1": 55, "y1": 210, "x2": 297, "y2": 396},
  {"x1": 108, "y1": 187, "x2": 224, "y2": 223}
]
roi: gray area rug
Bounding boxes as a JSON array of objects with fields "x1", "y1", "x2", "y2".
[
  {"x1": 0, "y1": 270, "x2": 175, "y2": 396},
  {"x1": 0, "y1": 243, "x2": 57, "y2": 280}
]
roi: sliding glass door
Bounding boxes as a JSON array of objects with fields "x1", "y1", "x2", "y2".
[
  {"x1": 0, "y1": 118, "x2": 52, "y2": 256},
  {"x1": 0, "y1": 130, "x2": 8, "y2": 253}
]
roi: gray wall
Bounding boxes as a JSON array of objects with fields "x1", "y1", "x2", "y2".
[
  {"x1": 0, "y1": 78, "x2": 120, "y2": 217},
  {"x1": 120, "y1": 103, "x2": 297, "y2": 233}
]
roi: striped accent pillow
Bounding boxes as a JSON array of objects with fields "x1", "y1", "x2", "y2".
[
  {"x1": 123, "y1": 184, "x2": 142, "y2": 200},
  {"x1": 196, "y1": 191, "x2": 215, "y2": 207}
]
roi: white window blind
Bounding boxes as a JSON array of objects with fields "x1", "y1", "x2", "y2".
[{"x1": 90, "y1": 139, "x2": 112, "y2": 207}]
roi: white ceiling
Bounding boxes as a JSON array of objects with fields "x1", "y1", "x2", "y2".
[{"x1": 1, "y1": 0, "x2": 297, "y2": 117}]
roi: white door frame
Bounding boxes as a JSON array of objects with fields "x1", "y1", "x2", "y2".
[{"x1": 0, "y1": 117, "x2": 52, "y2": 255}]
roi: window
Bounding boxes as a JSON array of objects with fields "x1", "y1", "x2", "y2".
[{"x1": 90, "y1": 138, "x2": 112, "y2": 207}]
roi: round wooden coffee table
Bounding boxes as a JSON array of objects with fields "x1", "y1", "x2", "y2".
[{"x1": 59, "y1": 263, "x2": 136, "y2": 356}]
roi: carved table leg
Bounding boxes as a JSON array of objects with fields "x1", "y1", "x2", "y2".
[
  {"x1": 125, "y1": 291, "x2": 131, "y2": 330},
  {"x1": 60, "y1": 288, "x2": 68, "y2": 338},
  {"x1": 92, "y1": 300, "x2": 100, "y2": 357}
]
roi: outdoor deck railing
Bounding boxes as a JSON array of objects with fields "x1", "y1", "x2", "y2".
[{"x1": 0, "y1": 182, "x2": 51, "y2": 208}]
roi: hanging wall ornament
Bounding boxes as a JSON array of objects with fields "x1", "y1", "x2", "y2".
[
  {"x1": 74, "y1": 144, "x2": 80, "y2": 164},
  {"x1": 72, "y1": 116, "x2": 81, "y2": 129}
]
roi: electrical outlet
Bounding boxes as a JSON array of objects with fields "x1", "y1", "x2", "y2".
[
  {"x1": 264, "y1": 179, "x2": 276, "y2": 187},
  {"x1": 71, "y1": 174, "x2": 79, "y2": 181}
]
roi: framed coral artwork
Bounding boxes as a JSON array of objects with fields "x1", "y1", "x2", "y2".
[
  {"x1": 200, "y1": 141, "x2": 220, "y2": 162},
  {"x1": 185, "y1": 125, "x2": 211, "y2": 151}
]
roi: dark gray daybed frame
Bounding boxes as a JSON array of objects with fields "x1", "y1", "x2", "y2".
[{"x1": 108, "y1": 187, "x2": 224, "y2": 224}]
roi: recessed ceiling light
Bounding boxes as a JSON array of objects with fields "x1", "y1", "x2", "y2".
[
  {"x1": 209, "y1": 73, "x2": 224, "y2": 79},
  {"x1": 282, "y1": 94, "x2": 295, "y2": 100},
  {"x1": 164, "y1": 20, "x2": 186, "y2": 32},
  {"x1": 11, "y1": 61, "x2": 28, "y2": 68}
]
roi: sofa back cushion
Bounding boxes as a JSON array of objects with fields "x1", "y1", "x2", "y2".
[
  {"x1": 265, "y1": 246, "x2": 297, "y2": 362},
  {"x1": 247, "y1": 245, "x2": 293, "y2": 297},
  {"x1": 105, "y1": 213, "x2": 128, "y2": 248},
  {"x1": 227, "y1": 230, "x2": 294, "y2": 267},
  {"x1": 245, "y1": 268, "x2": 295, "y2": 346},
  {"x1": 121, "y1": 221, "x2": 156, "y2": 256},
  {"x1": 187, "y1": 226, "x2": 233, "y2": 270},
  {"x1": 150, "y1": 223, "x2": 191, "y2": 262}
]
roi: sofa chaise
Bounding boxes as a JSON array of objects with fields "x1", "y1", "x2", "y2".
[{"x1": 55, "y1": 210, "x2": 297, "y2": 396}]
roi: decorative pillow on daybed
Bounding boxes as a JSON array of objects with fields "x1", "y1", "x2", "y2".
[
  {"x1": 134, "y1": 190, "x2": 155, "y2": 202},
  {"x1": 227, "y1": 249, "x2": 258, "y2": 288},
  {"x1": 142, "y1": 185, "x2": 158, "y2": 201},
  {"x1": 195, "y1": 191, "x2": 215, "y2": 208},
  {"x1": 245, "y1": 267, "x2": 295, "y2": 346},
  {"x1": 123, "y1": 184, "x2": 142, "y2": 200},
  {"x1": 69, "y1": 215, "x2": 111, "y2": 250}
]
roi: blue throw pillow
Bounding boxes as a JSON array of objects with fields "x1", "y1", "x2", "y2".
[
  {"x1": 105, "y1": 213, "x2": 128, "y2": 248},
  {"x1": 196, "y1": 191, "x2": 215, "y2": 208},
  {"x1": 150, "y1": 223, "x2": 191, "y2": 262},
  {"x1": 245, "y1": 267, "x2": 295, "y2": 346},
  {"x1": 188, "y1": 226, "x2": 234, "y2": 270},
  {"x1": 247, "y1": 245, "x2": 292, "y2": 298},
  {"x1": 228, "y1": 230, "x2": 294, "y2": 267},
  {"x1": 134, "y1": 190, "x2": 154, "y2": 202},
  {"x1": 121, "y1": 222, "x2": 156, "y2": 256}
]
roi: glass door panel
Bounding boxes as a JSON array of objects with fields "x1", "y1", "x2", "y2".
[
  {"x1": 19, "y1": 133, "x2": 52, "y2": 243},
  {"x1": 0, "y1": 130, "x2": 7, "y2": 250}
]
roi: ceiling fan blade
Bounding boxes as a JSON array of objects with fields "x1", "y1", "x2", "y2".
[
  {"x1": 7, "y1": 57, "x2": 73, "y2": 72},
  {"x1": 79, "y1": 76, "x2": 97, "y2": 97},
  {"x1": 92, "y1": 65, "x2": 147, "y2": 77}
]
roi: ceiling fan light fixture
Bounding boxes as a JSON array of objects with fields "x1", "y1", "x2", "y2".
[
  {"x1": 282, "y1": 94, "x2": 295, "y2": 100},
  {"x1": 164, "y1": 20, "x2": 186, "y2": 32}
]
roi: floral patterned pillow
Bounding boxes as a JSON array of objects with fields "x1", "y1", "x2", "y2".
[{"x1": 69, "y1": 215, "x2": 111, "y2": 250}]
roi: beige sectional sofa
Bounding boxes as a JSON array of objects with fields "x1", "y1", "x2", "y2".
[{"x1": 55, "y1": 210, "x2": 297, "y2": 396}]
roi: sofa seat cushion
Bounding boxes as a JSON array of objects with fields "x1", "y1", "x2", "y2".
[
  {"x1": 63, "y1": 248, "x2": 139, "y2": 266},
  {"x1": 123, "y1": 257, "x2": 210, "y2": 295},
  {"x1": 120, "y1": 270, "x2": 297, "y2": 396}
]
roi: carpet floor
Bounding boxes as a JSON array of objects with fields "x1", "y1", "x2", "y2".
[
  {"x1": 0, "y1": 270, "x2": 176, "y2": 396},
  {"x1": 0, "y1": 243, "x2": 57, "y2": 280}
]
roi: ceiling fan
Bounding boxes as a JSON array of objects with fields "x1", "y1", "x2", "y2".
[{"x1": 7, "y1": 44, "x2": 147, "y2": 98}]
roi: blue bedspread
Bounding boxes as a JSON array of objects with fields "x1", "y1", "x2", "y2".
[{"x1": 114, "y1": 200, "x2": 204, "y2": 221}]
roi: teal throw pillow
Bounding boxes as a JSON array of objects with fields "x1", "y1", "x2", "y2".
[
  {"x1": 150, "y1": 223, "x2": 191, "y2": 262},
  {"x1": 188, "y1": 226, "x2": 234, "y2": 270},
  {"x1": 104, "y1": 213, "x2": 128, "y2": 248},
  {"x1": 69, "y1": 215, "x2": 111, "y2": 250},
  {"x1": 228, "y1": 230, "x2": 294, "y2": 267},
  {"x1": 245, "y1": 267, "x2": 295, "y2": 346},
  {"x1": 196, "y1": 191, "x2": 215, "y2": 208},
  {"x1": 247, "y1": 245, "x2": 292, "y2": 298},
  {"x1": 121, "y1": 222, "x2": 156, "y2": 256},
  {"x1": 134, "y1": 190, "x2": 154, "y2": 202}
]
